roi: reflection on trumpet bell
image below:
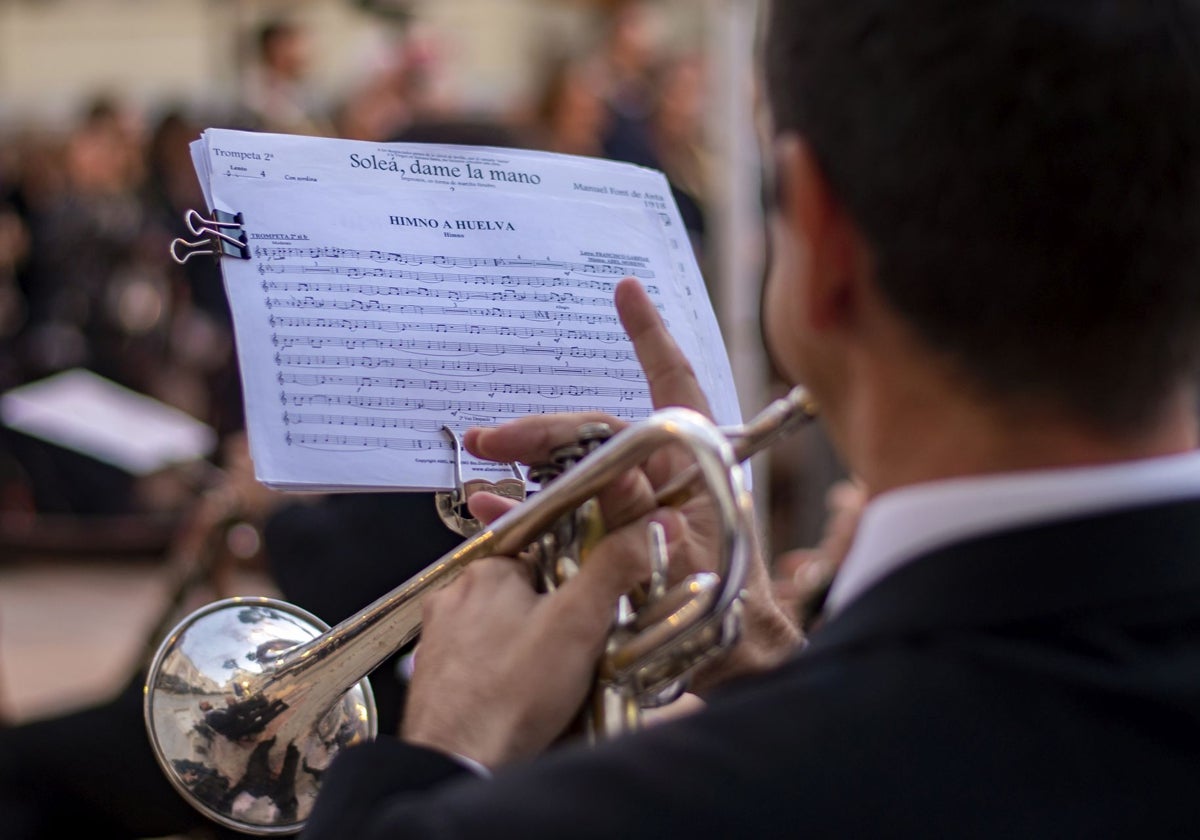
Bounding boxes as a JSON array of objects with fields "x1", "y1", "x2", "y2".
[{"x1": 144, "y1": 598, "x2": 375, "y2": 835}]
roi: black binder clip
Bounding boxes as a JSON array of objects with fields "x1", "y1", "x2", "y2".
[
  {"x1": 169, "y1": 209, "x2": 251, "y2": 264},
  {"x1": 436, "y1": 426, "x2": 526, "y2": 537}
]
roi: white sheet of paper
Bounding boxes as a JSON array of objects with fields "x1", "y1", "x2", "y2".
[
  {"x1": 195, "y1": 129, "x2": 742, "y2": 492},
  {"x1": 0, "y1": 368, "x2": 217, "y2": 475}
]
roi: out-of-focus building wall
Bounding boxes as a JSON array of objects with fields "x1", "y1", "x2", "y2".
[
  {"x1": 0, "y1": 0, "x2": 704, "y2": 129},
  {"x1": 0, "y1": 0, "x2": 221, "y2": 126}
]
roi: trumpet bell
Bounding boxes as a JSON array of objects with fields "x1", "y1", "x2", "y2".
[{"x1": 144, "y1": 597, "x2": 377, "y2": 835}]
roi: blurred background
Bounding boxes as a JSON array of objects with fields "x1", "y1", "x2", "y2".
[{"x1": 0, "y1": 0, "x2": 842, "y2": 729}]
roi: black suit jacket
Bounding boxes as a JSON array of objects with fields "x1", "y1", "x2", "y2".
[{"x1": 303, "y1": 498, "x2": 1200, "y2": 839}]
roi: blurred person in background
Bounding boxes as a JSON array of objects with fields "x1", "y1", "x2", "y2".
[
  {"x1": 527, "y1": 55, "x2": 611, "y2": 158},
  {"x1": 586, "y1": 4, "x2": 712, "y2": 254},
  {"x1": 2, "y1": 98, "x2": 153, "y2": 516},
  {"x1": 142, "y1": 109, "x2": 242, "y2": 439},
  {"x1": 646, "y1": 53, "x2": 710, "y2": 257},
  {"x1": 3, "y1": 128, "x2": 66, "y2": 380},
  {"x1": 0, "y1": 164, "x2": 33, "y2": 519},
  {"x1": 333, "y1": 22, "x2": 456, "y2": 143},
  {"x1": 334, "y1": 77, "x2": 412, "y2": 143},
  {"x1": 0, "y1": 103, "x2": 242, "y2": 518},
  {"x1": 19, "y1": 97, "x2": 149, "y2": 386},
  {"x1": 596, "y1": 0, "x2": 659, "y2": 167},
  {"x1": 239, "y1": 19, "x2": 331, "y2": 136},
  {"x1": 771, "y1": 479, "x2": 863, "y2": 631},
  {"x1": 0, "y1": 193, "x2": 30, "y2": 392}
]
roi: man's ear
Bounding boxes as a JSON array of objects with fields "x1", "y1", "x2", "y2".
[{"x1": 774, "y1": 134, "x2": 860, "y2": 331}]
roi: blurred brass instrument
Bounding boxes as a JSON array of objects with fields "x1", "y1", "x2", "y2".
[{"x1": 143, "y1": 387, "x2": 816, "y2": 835}]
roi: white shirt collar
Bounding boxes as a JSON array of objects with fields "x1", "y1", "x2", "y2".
[{"x1": 824, "y1": 450, "x2": 1200, "y2": 618}]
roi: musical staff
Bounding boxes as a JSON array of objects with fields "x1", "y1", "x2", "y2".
[
  {"x1": 260, "y1": 278, "x2": 613, "y2": 308},
  {"x1": 257, "y1": 263, "x2": 660, "y2": 296},
  {"x1": 287, "y1": 432, "x2": 450, "y2": 450},
  {"x1": 264, "y1": 297, "x2": 622, "y2": 325},
  {"x1": 267, "y1": 315, "x2": 627, "y2": 343},
  {"x1": 283, "y1": 407, "x2": 649, "y2": 430},
  {"x1": 270, "y1": 334, "x2": 635, "y2": 362},
  {"x1": 286, "y1": 413, "x2": 444, "y2": 431},
  {"x1": 274, "y1": 353, "x2": 644, "y2": 380},
  {"x1": 254, "y1": 245, "x2": 656, "y2": 279},
  {"x1": 279, "y1": 391, "x2": 652, "y2": 418},
  {"x1": 277, "y1": 373, "x2": 649, "y2": 401}
]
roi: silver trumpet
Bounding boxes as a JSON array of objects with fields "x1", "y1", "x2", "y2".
[{"x1": 143, "y1": 387, "x2": 817, "y2": 835}]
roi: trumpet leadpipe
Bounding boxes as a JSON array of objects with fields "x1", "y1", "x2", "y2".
[{"x1": 654, "y1": 386, "x2": 817, "y2": 507}]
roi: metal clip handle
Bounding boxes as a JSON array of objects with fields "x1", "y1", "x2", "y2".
[
  {"x1": 169, "y1": 209, "x2": 250, "y2": 264},
  {"x1": 435, "y1": 426, "x2": 525, "y2": 537}
]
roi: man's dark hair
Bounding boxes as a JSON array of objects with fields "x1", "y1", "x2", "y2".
[{"x1": 765, "y1": 0, "x2": 1200, "y2": 433}]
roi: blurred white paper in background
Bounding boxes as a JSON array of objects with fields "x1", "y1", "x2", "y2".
[{"x1": 0, "y1": 368, "x2": 217, "y2": 475}]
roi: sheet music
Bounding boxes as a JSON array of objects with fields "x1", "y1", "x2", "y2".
[
  {"x1": 196, "y1": 129, "x2": 741, "y2": 492},
  {"x1": 1, "y1": 369, "x2": 216, "y2": 475}
]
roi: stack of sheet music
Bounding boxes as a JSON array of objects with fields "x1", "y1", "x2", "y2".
[{"x1": 185, "y1": 129, "x2": 739, "y2": 492}]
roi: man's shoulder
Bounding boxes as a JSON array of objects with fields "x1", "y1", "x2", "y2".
[
  {"x1": 699, "y1": 617, "x2": 1200, "y2": 835},
  {"x1": 813, "y1": 495, "x2": 1200, "y2": 651}
]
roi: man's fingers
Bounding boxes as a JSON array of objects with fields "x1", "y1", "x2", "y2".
[
  {"x1": 424, "y1": 556, "x2": 537, "y2": 625},
  {"x1": 461, "y1": 279, "x2": 713, "y2": 538},
  {"x1": 464, "y1": 412, "x2": 627, "y2": 465},
  {"x1": 615, "y1": 278, "x2": 712, "y2": 416},
  {"x1": 554, "y1": 509, "x2": 687, "y2": 632},
  {"x1": 466, "y1": 489, "x2": 521, "y2": 525},
  {"x1": 593, "y1": 465, "x2": 662, "y2": 531}
]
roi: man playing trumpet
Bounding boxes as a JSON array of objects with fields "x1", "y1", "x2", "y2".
[{"x1": 305, "y1": 0, "x2": 1200, "y2": 836}]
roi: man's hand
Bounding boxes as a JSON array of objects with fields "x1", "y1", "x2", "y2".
[
  {"x1": 773, "y1": 479, "x2": 864, "y2": 629},
  {"x1": 400, "y1": 278, "x2": 801, "y2": 768},
  {"x1": 402, "y1": 509, "x2": 681, "y2": 768},
  {"x1": 465, "y1": 279, "x2": 800, "y2": 689}
]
